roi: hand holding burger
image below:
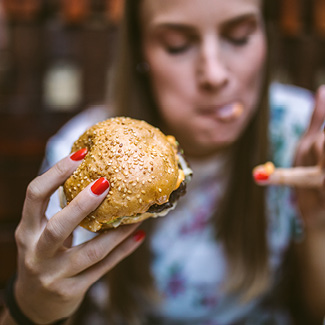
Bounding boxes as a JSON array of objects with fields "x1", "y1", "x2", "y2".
[{"x1": 61, "y1": 117, "x2": 192, "y2": 232}]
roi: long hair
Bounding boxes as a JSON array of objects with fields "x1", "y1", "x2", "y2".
[{"x1": 104, "y1": 0, "x2": 274, "y2": 322}]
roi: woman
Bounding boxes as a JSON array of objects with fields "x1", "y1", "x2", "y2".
[{"x1": 1, "y1": 0, "x2": 325, "y2": 324}]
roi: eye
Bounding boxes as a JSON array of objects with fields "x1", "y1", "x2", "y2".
[
  {"x1": 222, "y1": 18, "x2": 257, "y2": 47},
  {"x1": 158, "y1": 29, "x2": 194, "y2": 55},
  {"x1": 227, "y1": 35, "x2": 250, "y2": 46},
  {"x1": 166, "y1": 44, "x2": 190, "y2": 54}
]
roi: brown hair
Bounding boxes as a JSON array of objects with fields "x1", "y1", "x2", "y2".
[{"x1": 104, "y1": 0, "x2": 274, "y2": 322}]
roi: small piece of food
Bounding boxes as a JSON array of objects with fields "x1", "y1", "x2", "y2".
[
  {"x1": 233, "y1": 103, "x2": 244, "y2": 118},
  {"x1": 253, "y1": 161, "x2": 323, "y2": 188},
  {"x1": 252, "y1": 161, "x2": 275, "y2": 181},
  {"x1": 61, "y1": 117, "x2": 192, "y2": 232}
]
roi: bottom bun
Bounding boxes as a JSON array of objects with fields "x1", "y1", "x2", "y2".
[{"x1": 80, "y1": 203, "x2": 177, "y2": 232}]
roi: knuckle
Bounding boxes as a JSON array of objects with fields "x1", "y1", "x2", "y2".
[
  {"x1": 43, "y1": 219, "x2": 65, "y2": 243},
  {"x1": 23, "y1": 256, "x2": 39, "y2": 277},
  {"x1": 69, "y1": 196, "x2": 89, "y2": 216},
  {"x1": 54, "y1": 159, "x2": 68, "y2": 178},
  {"x1": 14, "y1": 226, "x2": 26, "y2": 248},
  {"x1": 26, "y1": 178, "x2": 43, "y2": 202},
  {"x1": 40, "y1": 278, "x2": 72, "y2": 302},
  {"x1": 85, "y1": 245, "x2": 107, "y2": 265}
]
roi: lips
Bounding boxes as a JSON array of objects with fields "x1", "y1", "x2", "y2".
[{"x1": 198, "y1": 102, "x2": 244, "y2": 122}]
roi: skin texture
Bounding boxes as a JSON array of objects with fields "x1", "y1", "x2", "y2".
[
  {"x1": 293, "y1": 86, "x2": 325, "y2": 320},
  {"x1": 141, "y1": 0, "x2": 267, "y2": 157},
  {"x1": 1, "y1": 0, "x2": 325, "y2": 323},
  {"x1": 11, "y1": 155, "x2": 144, "y2": 323}
]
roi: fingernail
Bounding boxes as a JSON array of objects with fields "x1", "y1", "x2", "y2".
[
  {"x1": 91, "y1": 177, "x2": 110, "y2": 195},
  {"x1": 133, "y1": 229, "x2": 146, "y2": 242},
  {"x1": 253, "y1": 171, "x2": 269, "y2": 182},
  {"x1": 70, "y1": 148, "x2": 88, "y2": 161}
]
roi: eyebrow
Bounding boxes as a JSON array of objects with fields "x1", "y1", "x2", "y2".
[
  {"x1": 151, "y1": 12, "x2": 259, "y2": 33},
  {"x1": 152, "y1": 23, "x2": 196, "y2": 34},
  {"x1": 221, "y1": 13, "x2": 259, "y2": 30}
]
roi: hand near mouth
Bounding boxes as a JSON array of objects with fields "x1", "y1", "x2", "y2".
[{"x1": 253, "y1": 161, "x2": 324, "y2": 188}]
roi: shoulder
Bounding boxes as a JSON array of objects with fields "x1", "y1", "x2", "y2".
[
  {"x1": 269, "y1": 82, "x2": 314, "y2": 127},
  {"x1": 41, "y1": 105, "x2": 112, "y2": 171}
]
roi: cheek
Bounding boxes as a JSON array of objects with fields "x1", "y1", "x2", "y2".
[
  {"x1": 237, "y1": 37, "x2": 267, "y2": 107},
  {"x1": 147, "y1": 54, "x2": 195, "y2": 115},
  {"x1": 243, "y1": 36, "x2": 266, "y2": 85}
]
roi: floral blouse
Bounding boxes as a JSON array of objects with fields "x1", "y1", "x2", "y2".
[{"x1": 43, "y1": 83, "x2": 314, "y2": 324}]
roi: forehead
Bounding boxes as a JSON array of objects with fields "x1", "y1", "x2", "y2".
[{"x1": 140, "y1": 0, "x2": 262, "y2": 27}]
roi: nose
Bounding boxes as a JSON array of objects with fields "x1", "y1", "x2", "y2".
[{"x1": 197, "y1": 38, "x2": 229, "y2": 91}]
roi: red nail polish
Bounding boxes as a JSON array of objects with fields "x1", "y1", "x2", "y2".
[
  {"x1": 70, "y1": 148, "x2": 88, "y2": 161},
  {"x1": 253, "y1": 171, "x2": 269, "y2": 181},
  {"x1": 133, "y1": 229, "x2": 146, "y2": 242},
  {"x1": 91, "y1": 177, "x2": 110, "y2": 195}
]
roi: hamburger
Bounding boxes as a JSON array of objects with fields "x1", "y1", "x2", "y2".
[{"x1": 61, "y1": 117, "x2": 192, "y2": 232}]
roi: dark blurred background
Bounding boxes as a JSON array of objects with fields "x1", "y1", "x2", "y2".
[
  {"x1": 0, "y1": 0, "x2": 325, "y2": 320},
  {"x1": 0, "y1": 0, "x2": 123, "y2": 304}
]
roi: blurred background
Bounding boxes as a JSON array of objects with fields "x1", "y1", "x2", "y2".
[{"x1": 1, "y1": 0, "x2": 325, "y2": 317}]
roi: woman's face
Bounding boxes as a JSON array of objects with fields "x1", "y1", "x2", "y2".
[{"x1": 140, "y1": 0, "x2": 267, "y2": 157}]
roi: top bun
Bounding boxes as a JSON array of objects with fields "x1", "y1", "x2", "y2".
[{"x1": 63, "y1": 117, "x2": 184, "y2": 232}]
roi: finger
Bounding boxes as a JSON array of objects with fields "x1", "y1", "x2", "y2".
[
  {"x1": 22, "y1": 149, "x2": 88, "y2": 229},
  {"x1": 304, "y1": 85, "x2": 325, "y2": 139},
  {"x1": 321, "y1": 132, "x2": 325, "y2": 169},
  {"x1": 297, "y1": 131, "x2": 325, "y2": 168},
  {"x1": 254, "y1": 165, "x2": 323, "y2": 188},
  {"x1": 65, "y1": 223, "x2": 141, "y2": 276},
  {"x1": 296, "y1": 188, "x2": 325, "y2": 226},
  {"x1": 37, "y1": 177, "x2": 110, "y2": 255},
  {"x1": 75, "y1": 228, "x2": 146, "y2": 286},
  {"x1": 63, "y1": 233, "x2": 74, "y2": 248}
]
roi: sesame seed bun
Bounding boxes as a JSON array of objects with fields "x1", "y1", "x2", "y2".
[{"x1": 62, "y1": 117, "x2": 191, "y2": 232}]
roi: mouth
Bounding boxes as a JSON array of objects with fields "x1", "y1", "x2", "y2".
[{"x1": 198, "y1": 102, "x2": 244, "y2": 122}]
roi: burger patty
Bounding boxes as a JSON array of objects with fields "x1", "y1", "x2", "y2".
[{"x1": 147, "y1": 181, "x2": 187, "y2": 214}]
